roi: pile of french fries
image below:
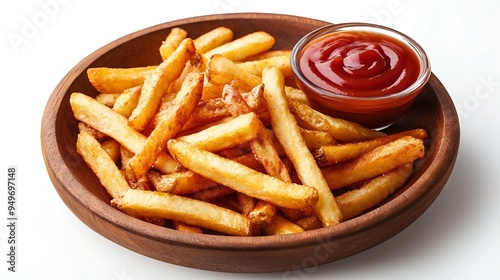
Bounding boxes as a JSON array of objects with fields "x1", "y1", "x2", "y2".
[{"x1": 71, "y1": 26, "x2": 427, "y2": 236}]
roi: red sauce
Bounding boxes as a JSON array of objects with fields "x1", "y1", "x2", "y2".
[{"x1": 298, "y1": 31, "x2": 420, "y2": 97}]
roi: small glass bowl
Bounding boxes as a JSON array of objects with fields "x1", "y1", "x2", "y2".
[{"x1": 291, "y1": 22, "x2": 431, "y2": 129}]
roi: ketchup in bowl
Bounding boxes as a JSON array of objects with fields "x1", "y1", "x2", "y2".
[{"x1": 291, "y1": 23, "x2": 431, "y2": 129}]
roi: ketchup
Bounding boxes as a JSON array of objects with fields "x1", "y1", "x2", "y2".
[{"x1": 298, "y1": 31, "x2": 420, "y2": 97}]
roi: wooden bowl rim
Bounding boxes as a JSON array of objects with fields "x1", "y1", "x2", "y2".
[{"x1": 41, "y1": 12, "x2": 460, "y2": 257}]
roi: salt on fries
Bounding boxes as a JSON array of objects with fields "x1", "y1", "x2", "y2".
[{"x1": 72, "y1": 26, "x2": 427, "y2": 236}]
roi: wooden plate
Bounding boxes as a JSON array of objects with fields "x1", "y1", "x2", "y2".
[{"x1": 41, "y1": 13, "x2": 460, "y2": 273}]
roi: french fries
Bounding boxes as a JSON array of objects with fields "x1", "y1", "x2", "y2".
[
  {"x1": 76, "y1": 131, "x2": 129, "y2": 199},
  {"x1": 71, "y1": 26, "x2": 428, "y2": 236},
  {"x1": 159, "y1": 27, "x2": 188, "y2": 61},
  {"x1": 193, "y1": 26, "x2": 234, "y2": 54},
  {"x1": 262, "y1": 67, "x2": 342, "y2": 227},
  {"x1": 203, "y1": 31, "x2": 275, "y2": 62},
  {"x1": 167, "y1": 139, "x2": 319, "y2": 210},
  {"x1": 128, "y1": 38, "x2": 198, "y2": 131},
  {"x1": 87, "y1": 66, "x2": 156, "y2": 94},
  {"x1": 125, "y1": 72, "x2": 203, "y2": 181},
  {"x1": 336, "y1": 163, "x2": 413, "y2": 220},
  {"x1": 321, "y1": 136, "x2": 425, "y2": 190},
  {"x1": 288, "y1": 99, "x2": 386, "y2": 142},
  {"x1": 111, "y1": 189, "x2": 253, "y2": 236}
]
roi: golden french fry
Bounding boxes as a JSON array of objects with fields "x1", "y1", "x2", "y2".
[
  {"x1": 119, "y1": 147, "x2": 153, "y2": 191},
  {"x1": 76, "y1": 131, "x2": 129, "y2": 199},
  {"x1": 194, "y1": 26, "x2": 234, "y2": 54},
  {"x1": 285, "y1": 86, "x2": 310, "y2": 105},
  {"x1": 112, "y1": 85, "x2": 142, "y2": 118},
  {"x1": 177, "y1": 112, "x2": 261, "y2": 152},
  {"x1": 314, "y1": 128, "x2": 428, "y2": 166},
  {"x1": 263, "y1": 214, "x2": 304, "y2": 235},
  {"x1": 262, "y1": 66, "x2": 342, "y2": 226},
  {"x1": 322, "y1": 136, "x2": 425, "y2": 190},
  {"x1": 126, "y1": 72, "x2": 203, "y2": 181},
  {"x1": 167, "y1": 139, "x2": 319, "y2": 210},
  {"x1": 336, "y1": 163, "x2": 413, "y2": 220},
  {"x1": 179, "y1": 88, "x2": 263, "y2": 130},
  {"x1": 112, "y1": 189, "x2": 253, "y2": 236},
  {"x1": 294, "y1": 214, "x2": 322, "y2": 231},
  {"x1": 237, "y1": 55, "x2": 292, "y2": 78},
  {"x1": 128, "y1": 38, "x2": 197, "y2": 131},
  {"x1": 172, "y1": 221, "x2": 204, "y2": 234},
  {"x1": 248, "y1": 200, "x2": 278, "y2": 227},
  {"x1": 288, "y1": 99, "x2": 386, "y2": 142},
  {"x1": 70, "y1": 92, "x2": 181, "y2": 174},
  {"x1": 222, "y1": 84, "x2": 291, "y2": 181},
  {"x1": 222, "y1": 84, "x2": 289, "y2": 226},
  {"x1": 206, "y1": 54, "x2": 261, "y2": 88},
  {"x1": 95, "y1": 93, "x2": 120, "y2": 107},
  {"x1": 87, "y1": 66, "x2": 156, "y2": 94},
  {"x1": 100, "y1": 138, "x2": 121, "y2": 163},
  {"x1": 160, "y1": 27, "x2": 188, "y2": 61},
  {"x1": 203, "y1": 31, "x2": 275, "y2": 62},
  {"x1": 270, "y1": 127, "x2": 337, "y2": 157},
  {"x1": 147, "y1": 170, "x2": 218, "y2": 195},
  {"x1": 245, "y1": 50, "x2": 291, "y2": 61}
]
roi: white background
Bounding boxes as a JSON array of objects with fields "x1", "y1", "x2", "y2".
[{"x1": 1, "y1": 0, "x2": 499, "y2": 279}]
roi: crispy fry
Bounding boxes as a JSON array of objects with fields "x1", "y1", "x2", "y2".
[
  {"x1": 314, "y1": 129, "x2": 428, "y2": 166},
  {"x1": 237, "y1": 55, "x2": 292, "y2": 78},
  {"x1": 263, "y1": 214, "x2": 304, "y2": 235},
  {"x1": 194, "y1": 26, "x2": 234, "y2": 54},
  {"x1": 294, "y1": 215, "x2": 322, "y2": 231},
  {"x1": 128, "y1": 38, "x2": 197, "y2": 131},
  {"x1": 203, "y1": 31, "x2": 275, "y2": 62},
  {"x1": 76, "y1": 131, "x2": 129, "y2": 199},
  {"x1": 95, "y1": 93, "x2": 120, "y2": 107},
  {"x1": 125, "y1": 72, "x2": 203, "y2": 181},
  {"x1": 336, "y1": 163, "x2": 413, "y2": 220},
  {"x1": 112, "y1": 85, "x2": 142, "y2": 118},
  {"x1": 248, "y1": 200, "x2": 278, "y2": 227},
  {"x1": 177, "y1": 112, "x2": 261, "y2": 152},
  {"x1": 322, "y1": 136, "x2": 425, "y2": 190},
  {"x1": 100, "y1": 138, "x2": 121, "y2": 163},
  {"x1": 147, "y1": 169, "x2": 218, "y2": 194},
  {"x1": 285, "y1": 86, "x2": 310, "y2": 105},
  {"x1": 288, "y1": 99, "x2": 386, "y2": 142},
  {"x1": 112, "y1": 189, "x2": 253, "y2": 236},
  {"x1": 160, "y1": 27, "x2": 188, "y2": 61},
  {"x1": 206, "y1": 54, "x2": 261, "y2": 88},
  {"x1": 167, "y1": 139, "x2": 319, "y2": 210},
  {"x1": 245, "y1": 50, "x2": 291, "y2": 61},
  {"x1": 87, "y1": 66, "x2": 156, "y2": 94},
  {"x1": 172, "y1": 221, "x2": 203, "y2": 234},
  {"x1": 222, "y1": 84, "x2": 291, "y2": 181},
  {"x1": 262, "y1": 67, "x2": 342, "y2": 226},
  {"x1": 222, "y1": 84, "x2": 288, "y2": 226},
  {"x1": 70, "y1": 92, "x2": 181, "y2": 174}
]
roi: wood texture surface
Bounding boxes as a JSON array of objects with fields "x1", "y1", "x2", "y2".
[{"x1": 40, "y1": 13, "x2": 460, "y2": 273}]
